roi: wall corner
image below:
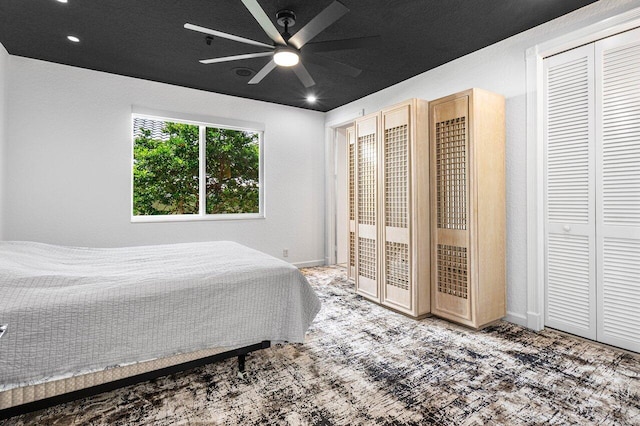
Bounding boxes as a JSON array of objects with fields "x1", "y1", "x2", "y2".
[{"x1": 0, "y1": 43, "x2": 9, "y2": 241}]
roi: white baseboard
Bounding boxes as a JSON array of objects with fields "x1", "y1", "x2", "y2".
[
  {"x1": 292, "y1": 259, "x2": 325, "y2": 268},
  {"x1": 527, "y1": 311, "x2": 544, "y2": 331},
  {"x1": 504, "y1": 311, "x2": 528, "y2": 327}
]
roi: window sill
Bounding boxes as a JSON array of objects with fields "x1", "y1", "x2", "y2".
[{"x1": 131, "y1": 213, "x2": 265, "y2": 223}]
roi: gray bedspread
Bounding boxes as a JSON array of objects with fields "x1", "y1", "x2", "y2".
[{"x1": 0, "y1": 241, "x2": 321, "y2": 390}]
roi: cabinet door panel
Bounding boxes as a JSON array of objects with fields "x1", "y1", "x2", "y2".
[
  {"x1": 381, "y1": 105, "x2": 412, "y2": 311},
  {"x1": 431, "y1": 96, "x2": 472, "y2": 321},
  {"x1": 355, "y1": 115, "x2": 379, "y2": 300},
  {"x1": 347, "y1": 126, "x2": 356, "y2": 281}
]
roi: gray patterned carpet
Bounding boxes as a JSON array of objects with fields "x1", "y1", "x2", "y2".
[{"x1": 5, "y1": 266, "x2": 640, "y2": 425}]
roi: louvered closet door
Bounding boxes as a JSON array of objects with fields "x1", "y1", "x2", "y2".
[
  {"x1": 355, "y1": 115, "x2": 379, "y2": 299},
  {"x1": 431, "y1": 96, "x2": 472, "y2": 321},
  {"x1": 381, "y1": 105, "x2": 411, "y2": 311},
  {"x1": 543, "y1": 44, "x2": 597, "y2": 340},
  {"x1": 347, "y1": 126, "x2": 356, "y2": 281},
  {"x1": 595, "y1": 28, "x2": 640, "y2": 352}
]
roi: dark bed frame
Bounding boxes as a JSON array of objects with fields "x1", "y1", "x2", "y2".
[{"x1": 0, "y1": 340, "x2": 271, "y2": 420}]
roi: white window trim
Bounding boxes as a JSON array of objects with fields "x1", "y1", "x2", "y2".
[
  {"x1": 130, "y1": 108, "x2": 265, "y2": 223},
  {"x1": 525, "y1": 6, "x2": 640, "y2": 331}
]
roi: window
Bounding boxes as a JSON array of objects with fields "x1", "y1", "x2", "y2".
[{"x1": 132, "y1": 114, "x2": 263, "y2": 221}]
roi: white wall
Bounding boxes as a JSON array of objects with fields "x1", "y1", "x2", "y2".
[
  {"x1": 335, "y1": 127, "x2": 348, "y2": 265},
  {"x1": 0, "y1": 43, "x2": 7, "y2": 241},
  {"x1": 326, "y1": 0, "x2": 640, "y2": 325},
  {"x1": 4, "y1": 57, "x2": 326, "y2": 265}
]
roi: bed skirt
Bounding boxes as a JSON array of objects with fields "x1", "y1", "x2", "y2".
[{"x1": 0, "y1": 345, "x2": 242, "y2": 411}]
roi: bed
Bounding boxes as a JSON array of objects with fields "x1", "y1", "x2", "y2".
[{"x1": 0, "y1": 240, "x2": 321, "y2": 416}]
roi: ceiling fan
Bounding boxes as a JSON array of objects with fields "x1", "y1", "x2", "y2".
[{"x1": 184, "y1": 0, "x2": 376, "y2": 88}]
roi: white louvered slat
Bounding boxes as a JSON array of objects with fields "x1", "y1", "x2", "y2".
[
  {"x1": 596, "y1": 28, "x2": 640, "y2": 353},
  {"x1": 544, "y1": 44, "x2": 597, "y2": 340},
  {"x1": 600, "y1": 238, "x2": 640, "y2": 351},
  {"x1": 546, "y1": 234, "x2": 594, "y2": 332},
  {"x1": 545, "y1": 51, "x2": 593, "y2": 225}
]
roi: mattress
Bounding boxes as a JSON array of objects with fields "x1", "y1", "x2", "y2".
[{"x1": 0, "y1": 241, "x2": 321, "y2": 393}]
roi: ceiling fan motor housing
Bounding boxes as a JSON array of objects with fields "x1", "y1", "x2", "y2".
[{"x1": 276, "y1": 10, "x2": 296, "y2": 28}]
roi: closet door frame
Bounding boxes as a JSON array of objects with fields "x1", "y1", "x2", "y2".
[{"x1": 525, "y1": 7, "x2": 640, "y2": 332}]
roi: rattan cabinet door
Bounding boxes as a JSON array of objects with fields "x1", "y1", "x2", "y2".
[
  {"x1": 430, "y1": 89, "x2": 506, "y2": 329},
  {"x1": 430, "y1": 95, "x2": 472, "y2": 322},
  {"x1": 380, "y1": 104, "x2": 412, "y2": 311},
  {"x1": 346, "y1": 126, "x2": 357, "y2": 282},
  {"x1": 355, "y1": 113, "x2": 379, "y2": 300}
]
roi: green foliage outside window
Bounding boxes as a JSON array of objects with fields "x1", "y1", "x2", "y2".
[
  {"x1": 133, "y1": 120, "x2": 260, "y2": 216},
  {"x1": 205, "y1": 127, "x2": 260, "y2": 214}
]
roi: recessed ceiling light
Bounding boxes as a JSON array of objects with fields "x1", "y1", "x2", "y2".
[
  {"x1": 233, "y1": 67, "x2": 255, "y2": 78},
  {"x1": 306, "y1": 95, "x2": 317, "y2": 103},
  {"x1": 67, "y1": 35, "x2": 80, "y2": 43},
  {"x1": 56, "y1": 0, "x2": 68, "y2": 3}
]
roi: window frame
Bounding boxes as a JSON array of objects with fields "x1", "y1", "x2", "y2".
[{"x1": 130, "y1": 109, "x2": 265, "y2": 223}]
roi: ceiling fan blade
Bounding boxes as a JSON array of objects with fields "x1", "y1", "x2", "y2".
[
  {"x1": 200, "y1": 52, "x2": 273, "y2": 64},
  {"x1": 302, "y1": 53, "x2": 362, "y2": 78},
  {"x1": 293, "y1": 63, "x2": 316, "y2": 88},
  {"x1": 185, "y1": 23, "x2": 274, "y2": 49},
  {"x1": 303, "y1": 36, "x2": 380, "y2": 54},
  {"x1": 249, "y1": 59, "x2": 277, "y2": 84},
  {"x1": 288, "y1": 1, "x2": 349, "y2": 50},
  {"x1": 241, "y1": 0, "x2": 287, "y2": 46}
]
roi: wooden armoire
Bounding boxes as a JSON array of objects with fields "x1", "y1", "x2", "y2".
[
  {"x1": 429, "y1": 88, "x2": 506, "y2": 329},
  {"x1": 346, "y1": 90, "x2": 505, "y2": 328},
  {"x1": 348, "y1": 99, "x2": 431, "y2": 318}
]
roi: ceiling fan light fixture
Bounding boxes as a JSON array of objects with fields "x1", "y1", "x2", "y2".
[{"x1": 273, "y1": 46, "x2": 299, "y2": 67}]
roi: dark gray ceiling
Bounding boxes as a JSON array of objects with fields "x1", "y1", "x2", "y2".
[{"x1": 0, "y1": 0, "x2": 596, "y2": 112}]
